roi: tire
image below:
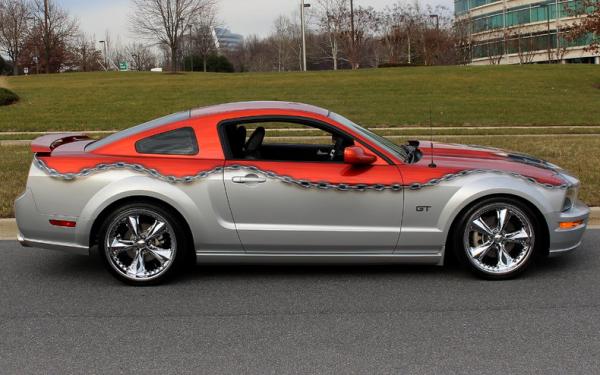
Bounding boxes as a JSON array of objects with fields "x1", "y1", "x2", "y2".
[
  {"x1": 98, "y1": 202, "x2": 190, "y2": 286},
  {"x1": 452, "y1": 197, "x2": 542, "y2": 280}
]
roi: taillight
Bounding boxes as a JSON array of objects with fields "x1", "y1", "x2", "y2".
[{"x1": 49, "y1": 220, "x2": 77, "y2": 228}]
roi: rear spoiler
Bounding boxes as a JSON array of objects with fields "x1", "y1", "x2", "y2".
[{"x1": 31, "y1": 133, "x2": 91, "y2": 153}]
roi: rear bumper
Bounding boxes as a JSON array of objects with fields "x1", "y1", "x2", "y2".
[
  {"x1": 17, "y1": 231, "x2": 89, "y2": 255},
  {"x1": 546, "y1": 200, "x2": 590, "y2": 257},
  {"x1": 15, "y1": 188, "x2": 88, "y2": 255}
]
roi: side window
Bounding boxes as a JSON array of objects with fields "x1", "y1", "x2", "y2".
[
  {"x1": 135, "y1": 127, "x2": 199, "y2": 155},
  {"x1": 222, "y1": 120, "x2": 354, "y2": 162}
]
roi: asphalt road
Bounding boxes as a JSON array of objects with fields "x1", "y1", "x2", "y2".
[{"x1": 1, "y1": 231, "x2": 599, "y2": 375}]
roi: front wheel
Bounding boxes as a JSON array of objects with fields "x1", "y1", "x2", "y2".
[
  {"x1": 98, "y1": 203, "x2": 188, "y2": 285},
  {"x1": 453, "y1": 198, "x2": 541, "y2": 280}
]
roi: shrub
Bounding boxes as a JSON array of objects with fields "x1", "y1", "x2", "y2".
[
  {"x1": 0, "y1": 87, "x2": 19, "y2": 106},
  {"x1": 184, "y1": 54, "x2": 235, "y2": 73}
]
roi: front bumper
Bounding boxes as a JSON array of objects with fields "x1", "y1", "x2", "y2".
[{"x1": 546, "y1": 200, "x2": 590, "y2": 257}]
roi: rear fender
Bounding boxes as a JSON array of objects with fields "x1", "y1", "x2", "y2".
[{"x1": 75, "y1": 176, "x2": 201, "y2": 247}]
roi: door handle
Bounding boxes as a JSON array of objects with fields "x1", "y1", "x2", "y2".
[{"x1": 232, "y1": 174, "x2": 267, "y2": 184}]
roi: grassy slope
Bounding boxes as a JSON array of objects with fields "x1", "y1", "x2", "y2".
[
  {"x1": 1, "y1": 66, "x2": 600, "y2": 217},
  {"x1": 1, "y1": 65, "x2": 599, "y2": 132}
]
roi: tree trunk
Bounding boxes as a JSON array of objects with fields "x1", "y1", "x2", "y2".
[
  {"x1": 170, "y1": 46, "x2": 177, "y2": 72},
  {"x1": 203, "y1": 56, "x2": 207, "y2": 72}
]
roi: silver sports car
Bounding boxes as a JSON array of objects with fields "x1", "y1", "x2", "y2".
[{"x1": 15, "y1": 102, "x2": 590, "y2": 285}]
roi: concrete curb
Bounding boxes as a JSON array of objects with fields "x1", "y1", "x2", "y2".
[
  {"x1": 0, "y1": 219, "x2": 18, "y2": 240},
  {"x1": 1, "y1": 209, "x2": 599, "y2": 241}
]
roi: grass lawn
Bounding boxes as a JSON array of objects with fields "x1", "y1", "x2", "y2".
[
  {"x1": 1, "y1": 136, "x2": 598, "y2": 218},
  {"x1": 0, "y1": 65, "x2": 599, "y2": 132}
]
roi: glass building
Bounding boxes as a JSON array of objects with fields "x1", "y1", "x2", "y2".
[
  {"x1": 455, "y1": 0, "x2": 600, "y2": 64},
  {"x1": 213, "y1": 27, "x2": 243, "y2": 52}
]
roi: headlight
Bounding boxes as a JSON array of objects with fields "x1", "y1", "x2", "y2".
[{"x1": 562, "y1": 186, "x2": 579, "y2": 212}]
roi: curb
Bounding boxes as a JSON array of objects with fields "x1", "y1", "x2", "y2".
[
  {"x1": 2, "y1": 209, "x2": 599, "y2": 241},
  {"x1": 0, "y1": 219, "x2": 18, "y2": 240}
]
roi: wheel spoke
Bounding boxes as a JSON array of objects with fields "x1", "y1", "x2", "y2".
[
  {"x1": 496, "y1": 208, "x2": 510, "y2": 232},
  {"x1": 127, "y1": 249, "x2": 147, "y2": 277},
  {"x1": 497, "y1": 245, "x2": 514, "y2": 269},
  {"x1": 146, "y1": 245, "x2": 173, "y2": 265},
  {"x1": 127, "y1": 215, "x2": 140, "y2": 239},
  {"x1": 144, "y1": 220, "x2": 167, "y2": 241},
  {"x1": 469, "y1": 241, "x2": 494, "y2": 259},
  {"x1": 472, "y1": 217, "x2": 494, "y2": 236},
  {"x1": 504, "y1": 228, "x2": 530, "y2": 243},
  {"x1": 109, "y1": 238, "x2": 135, "y2": 253}
]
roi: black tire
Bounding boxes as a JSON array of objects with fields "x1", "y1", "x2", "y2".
[
  {"x1": 98, "y1": 202, "x2": 191, "y2": 286},
  {"x1": 451, "y1": 197, "x2": 543, "y2": 280}
]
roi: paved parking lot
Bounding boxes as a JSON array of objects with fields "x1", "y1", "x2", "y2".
[{"x1": 1, "y1": 231, "x2": 599, "y2": 374}]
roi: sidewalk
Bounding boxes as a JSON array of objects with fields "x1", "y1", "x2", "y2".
[{"x1": 2, "y1": 209, "x2": 599, "y2": 240}]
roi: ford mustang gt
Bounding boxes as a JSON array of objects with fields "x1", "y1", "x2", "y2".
[{"x1": 15, "y1": 102, "x2": 589, "y2": 285}]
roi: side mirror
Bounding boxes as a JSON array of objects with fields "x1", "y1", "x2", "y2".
[{"x1": 344, "y1": 146, "x2": 376, "y2": 166}]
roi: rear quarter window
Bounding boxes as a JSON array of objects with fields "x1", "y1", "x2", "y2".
[{"x1": 135, "y1": 127, "x2": 199, "y2": 155}]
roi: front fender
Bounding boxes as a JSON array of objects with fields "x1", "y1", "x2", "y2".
[
  {"x1": 436, "y1": 174, "x2": 564, "y2": 241},
  {"x1": 399, "y1": 173, "x2": 564, "y2": 256}
]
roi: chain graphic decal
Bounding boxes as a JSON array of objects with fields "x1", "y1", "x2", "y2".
[{"x1": 33, "y1": 155, "x2": 570, "y2": 192}]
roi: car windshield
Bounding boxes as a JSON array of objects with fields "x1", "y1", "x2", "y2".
[
  {"x1": 329, "y1": 112, "x2": 409, "y2": 161},
  {"x1": 85, "y1": 111, "x2": 191, "y2": 151}
]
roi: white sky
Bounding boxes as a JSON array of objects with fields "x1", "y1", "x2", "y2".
[{"x1": 62, "y1": 0, "x2": 454, "y2": 43}]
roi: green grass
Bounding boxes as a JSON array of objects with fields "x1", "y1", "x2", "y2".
[
  {"x1": 1, "y1": 65, "x2": 599, "y2": 132},
  {"x1": 0, "y1": 136, "x2": 598, "y2": 218},
  {"x1": 1, "y1": 66, "x2": 599, "y2": 217},
  {"x1": 0, "y1": 145, "x2": 30, "y2": 217}
]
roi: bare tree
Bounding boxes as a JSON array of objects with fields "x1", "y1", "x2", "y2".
[
  {"x1": 104, "y1": 31, "x2": 127, "y2": 70},
  {"x1": 271, "y1": 15, "x2": 300, "y2": 71},
  {"x1": 191, "y1": 7, "x2": 218, "y2": 72},
  {"x1": 0, "y1": 0, "x2": 31, "y2": 75},
  {"x1": 32, "y1": 0, "x2": 78, "y2": 73},
  {"x1": 127, "y1": 42, "x2": 157, "y2": 71},
  {"x1": 567, "y1": 0, "x2": 600, "y2": 53},
  {"x1": 71, "y1": 33, "x2": 103, "y2": 72},
  {"x1": 314, "y1": 0, "x2": 348, "y2": 70},
  {"x1": 341, "y1": 6, "x2": 378, "y2": 69},
  {"x1": 510, "y1": 28, "x2": 536, "y2": 64},
  {"x1": 130, "y1": 0, "x2": 217, "y2": 72},
  {"x1": 453, "y1": 15, "x2": 472, "y2": 65}
]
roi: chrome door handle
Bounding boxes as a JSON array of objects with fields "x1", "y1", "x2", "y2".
[{"x1": 232, "y1": 174, "x2": 267, "y2": 184}]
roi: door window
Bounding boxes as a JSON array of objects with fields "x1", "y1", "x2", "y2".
[{"x1": 221, "y1": 119, "x2": 354, "y2": 162}]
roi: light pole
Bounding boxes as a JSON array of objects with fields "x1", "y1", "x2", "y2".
[
  {"x1": 300, "y1": 0, "x2": 311, "y2": 71},
  {"x1": 98, "y1": 40, "x2": 107, "y2": 71},
  {"x1": 188, "y1": 24, "x2": 194, "y2": 72}
]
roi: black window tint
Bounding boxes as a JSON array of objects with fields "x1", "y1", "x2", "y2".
[{"x1": 135, "y1": 127, "x2": 198, "y2": 155}]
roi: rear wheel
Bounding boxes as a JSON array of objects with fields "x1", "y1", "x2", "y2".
[
  {"x1": 453, "y1": 197, "x2": 540, "y2": 280},
  {"x1": 98, "y1": 203, "x2": 188, "y2": 285}
]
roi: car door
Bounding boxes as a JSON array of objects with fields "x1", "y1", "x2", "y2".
[{"x1": 221, "y1": 119, "x2": 404, "y2": 254}]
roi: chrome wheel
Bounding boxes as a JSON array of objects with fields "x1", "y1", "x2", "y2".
[
  {"x1": 104, "y1": 209, "x2": 177, "y2": 281},
  {"x1": 463, "y1": 203, "x2": 535, "y2": 275}
]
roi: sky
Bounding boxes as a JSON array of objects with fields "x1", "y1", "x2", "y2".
[{"x1": 61, "y1": 0, "x2": 454, "y2": 43}]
